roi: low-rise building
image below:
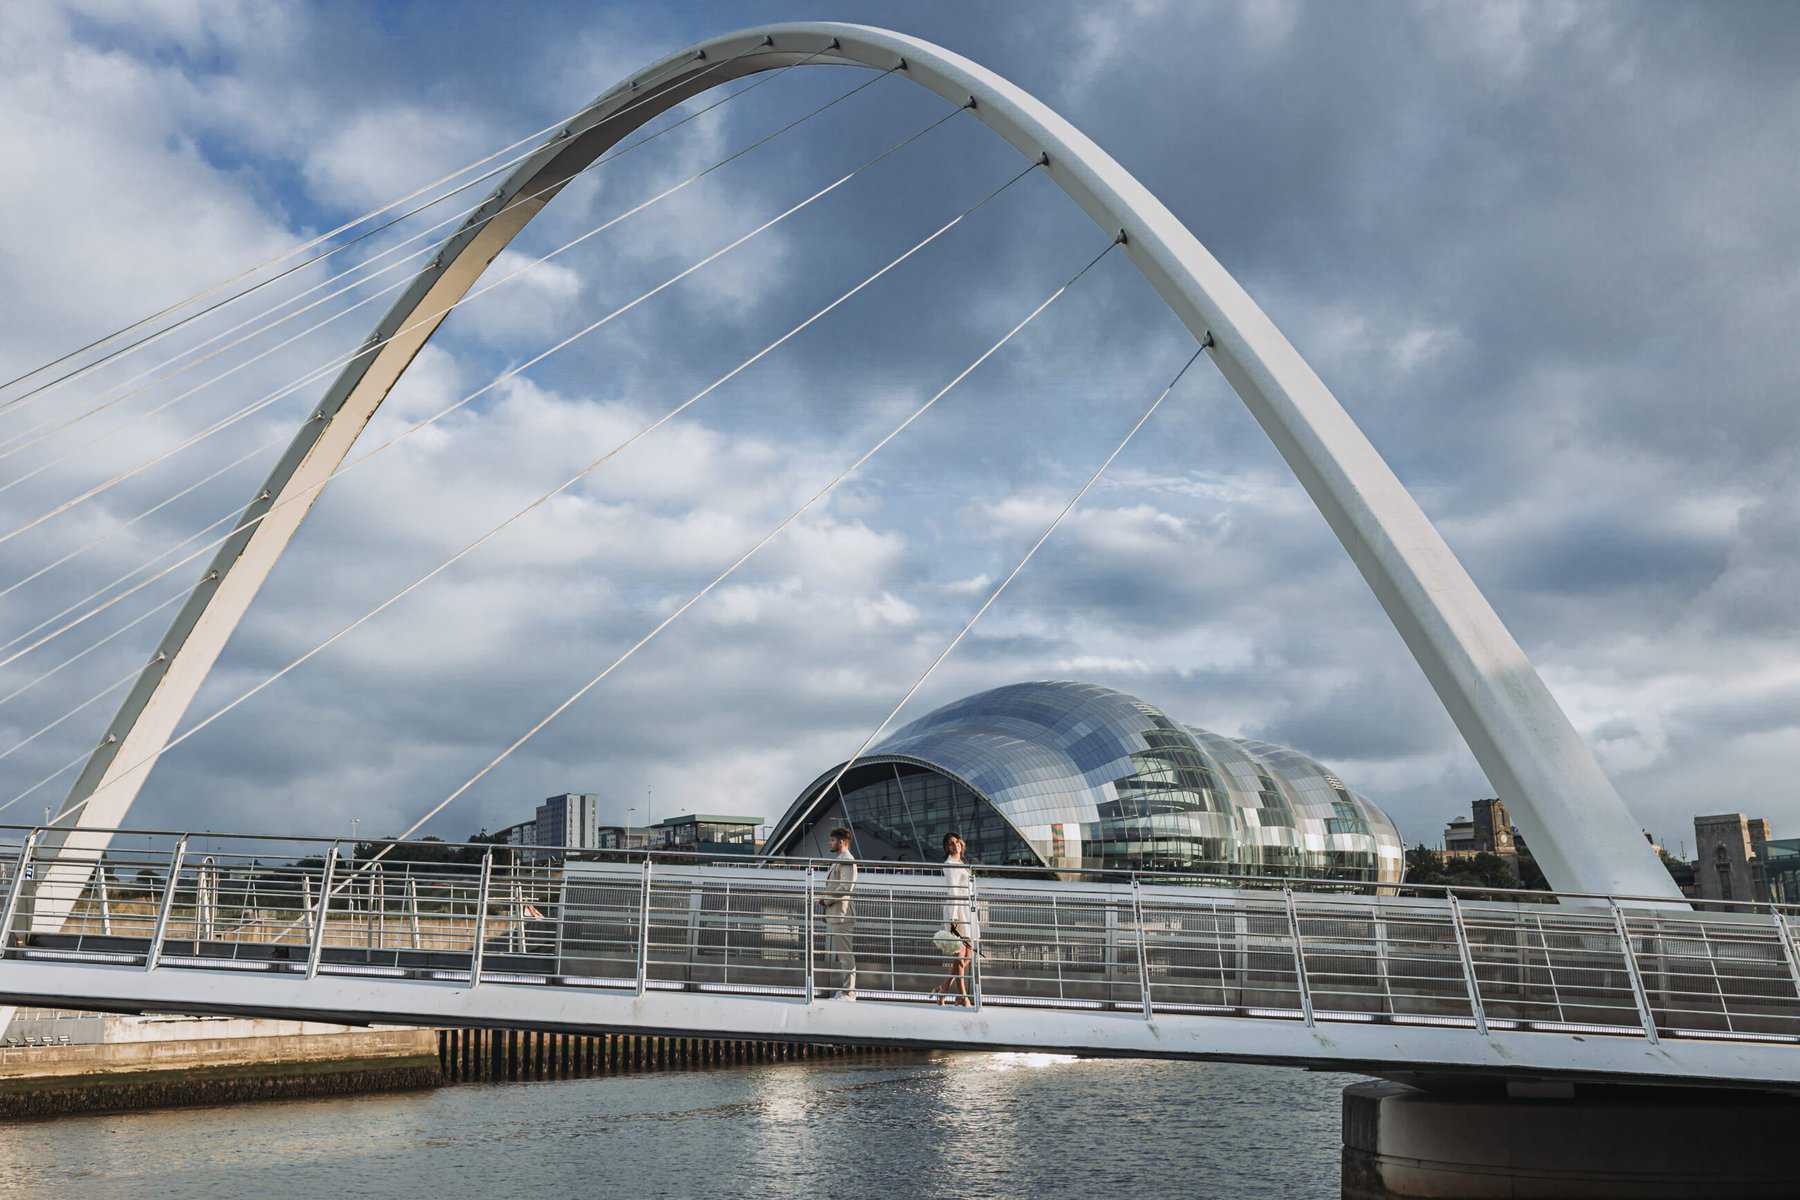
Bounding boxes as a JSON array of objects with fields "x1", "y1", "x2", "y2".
[
  {"x1": 651, "y1": 814, "x2": 761, "y2": 855},
  {"x1": 1764, "y1": 838, "x2": 1800, "y2": 905},
  {"x1": 595, "y1": 825, "x2": 653, "y2": 851},
  {"x1": 491, "y1": 819, "x2": 536, "y2": 846}
]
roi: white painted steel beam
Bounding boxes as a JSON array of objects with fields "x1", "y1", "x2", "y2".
[
  {"x1": 0, "y1": 958, "x2": 1790, "y2": 1091},
  {"x1": 52, "y1": 23, "x2": 1677, "y2": 901}
]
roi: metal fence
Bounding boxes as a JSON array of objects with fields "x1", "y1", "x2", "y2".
[{"x1": 2, "y1": 827, "x2": 1798, "y2": 1047}]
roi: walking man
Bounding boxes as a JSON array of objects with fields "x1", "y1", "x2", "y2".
[{"x1": 818, "y1": 826, "x2": 857, "y2": 1000}]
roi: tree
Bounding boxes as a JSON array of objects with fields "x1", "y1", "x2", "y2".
[{"x1": 1404, "y1": 845, "x2": 1529, "y2": 891}]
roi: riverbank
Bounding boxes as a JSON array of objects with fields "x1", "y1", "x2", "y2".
[
  {"x1": 0, "y1": 1016, "x2": 438, "y2": 1120},
  {"x1": 0, "y1": 1010, "x2": 903, "y2": 1120}
]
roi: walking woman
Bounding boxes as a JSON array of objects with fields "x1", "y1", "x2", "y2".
[{"x1": 933, "y1": 832, "x2": 977, "y2": 1006}]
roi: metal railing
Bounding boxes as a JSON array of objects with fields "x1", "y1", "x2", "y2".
[{"x1": 1, "y1": 826, "x2": 1798, "y2": 1047}]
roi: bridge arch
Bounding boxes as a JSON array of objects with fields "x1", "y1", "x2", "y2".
[{"x1": 56, "y1": 22, "x2": 1677, "y2": 900}]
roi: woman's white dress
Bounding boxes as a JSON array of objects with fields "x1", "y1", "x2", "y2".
[{"x1": 942, "y1": 857, "x2": 978, "y2": 942}]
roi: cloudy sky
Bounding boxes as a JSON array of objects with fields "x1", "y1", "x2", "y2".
[{"x1": 0, "y1": 0, "x2": 1795, "y2": 858}]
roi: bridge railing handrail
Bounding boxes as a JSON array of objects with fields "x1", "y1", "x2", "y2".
[
  {"x1": 0, "y1": 822, "x2": 1788, "y2": 917},
  {"x1": 2, "y1": 824, "x2": 1799, "y2": 1051}
]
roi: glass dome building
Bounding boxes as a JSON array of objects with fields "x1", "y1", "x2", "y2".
[{"x1": 765, "y1": 681, "x2": 1405, "y2": 883}]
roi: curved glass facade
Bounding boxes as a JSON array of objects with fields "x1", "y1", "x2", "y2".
[{"x1": 767, "y1": 681, "x2": 1405, "y2": 883}]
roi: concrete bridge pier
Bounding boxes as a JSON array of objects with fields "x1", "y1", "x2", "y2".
[{"x1": 1341, "y1": 1080, "x2": 1800, "y2": 1199}]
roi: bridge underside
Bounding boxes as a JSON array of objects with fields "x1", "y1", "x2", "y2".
[{"x1": 2, "y1": 957, "x2": 1794, "y2": 1094}]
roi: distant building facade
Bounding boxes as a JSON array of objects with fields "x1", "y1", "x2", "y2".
[
  {"x1": 765, "y1": 681, "x2": 1404, "y2": 883},
  {"x1": 1695, "y1": 813, "x2": 1774, "y2": 903},
  {"x1": 535, "y1": 793, "x2": 601, "y2": 850},
  {"x1": 1472, "y1": 798, "x2": 1516, "y2": 857},
  {"x1": 492, "y1": 819, "x2": 536, "y2": 847},
  {"x1": 1444, "y1": 798, "x2": 1517, "y2": 860},
  {"x1": 1764, "y1": 838, "x2": 1800, "y2": 905},
  {"x1": 650, "y1": 814, "x2": 761, "y2": 855},
  {"x1": 595, "y1": 825, "x2": 653, "y2": 851}
]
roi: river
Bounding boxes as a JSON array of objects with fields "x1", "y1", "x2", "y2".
[{"x1": 1, "y1": 1054, "x2": 1355, "y2": 1198}]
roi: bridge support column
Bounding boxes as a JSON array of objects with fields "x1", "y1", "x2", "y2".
[{"x1": 1342, "y1": 1080, "x2": 1800, "y2": 1199}]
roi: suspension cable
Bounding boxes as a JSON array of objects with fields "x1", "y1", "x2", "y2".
[
  {"x1": 0, "y1": 92, "x2": 974, "y2": 716},
  {"x1": 0, "y1": 46, "x2": 817, "y2": 460},
  {"x1": 0, "y1": 501, "x2": 248, "y2": 668},
  {"x1": 0, "y1": 64, "x2": 898, "y2": 542},
  {"x1": 0, "y1": 584, "x2": 187, "y2": 713},
  {"x1": 0, "y1": 44, "x2": 756, "y2": 407},
  {"x1": 39, "y1": 188, "x2": 1099, "y2": 843},
  {"x1": 0, "y1": 79, "x2": 934, "y2": 680},
  {"x1": 791, "y1": 342, "x2": 1210, "y2": 841},
  {"x1": 0, "y1": 430, "x2": 284, "y2": 603},
  {"x1": 351, "y1": 237, "x2": 1121, "y2": 857},
  {"x1": 0, "y1": 744, "x2": 99, "y2": 821},
  {"x1": 0, "y1": 656, "x2": 154, "y2": 766}
]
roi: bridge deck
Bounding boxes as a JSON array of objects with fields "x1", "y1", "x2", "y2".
[{"x1": 2, "y1": 831, "x2": 1797, "y2": 1090}]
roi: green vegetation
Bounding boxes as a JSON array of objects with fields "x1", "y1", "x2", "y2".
[{"x1": 1405, "y1": 846, "x2": 1534, "y2": 891}]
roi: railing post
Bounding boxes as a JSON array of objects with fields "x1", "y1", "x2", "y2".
[
  {"x1": 1772, "y1": 909, "x2": 1800, "y2": 1002},
  {"x1": 1283, "y1": 888, "x2": 1313, "y2": 1026},
  {"x1": 968, "y1": 871, "x2": 982, "y2": 1012},
  {"x1": 803, "y1": 863, "x2": 816, "y2": 1003},
  {"x1": 374, "y1": 863, "x2": 385, "y2": 954},
  {"x1": 1372, "y1": 903, "x2": 1393, "y2": 1016},
  {"x1": 1610, "y1": 900, "x2": 1660, "y2": 1044},
  {"x1": 0, "y1": 831, "x2": 40, "y2": 957},
  {"x1": 145, "y1": 835, "x2": 189, "y2": 972},
  {"x1": 1131, "y1": 876, "x2": 1152, "y2": 1019},
  {"x1": 469, "y1": 848, "x2": 493, "y2": 987},
  {"x1": 1446, "y1": 892, "x2": 1488, "y2": 1036},
  {"x1": 97, "y1": 864, "x2": 112, "y2": 937},
  {"x1": 634, "y1": 858, "x2": 652, "y2": 997},
  {"x1": 305, "y1": 843, "x2": 339, "y2": 980},
  {"x1": 406, "y1": 871, "x2": 422, "y2": 951},
  {"x1": 195, "y1": 856, "x2": 215, "y2": 948},
  {"x1": 551, "y1": 865, "x2": 568, "y2": 977}
]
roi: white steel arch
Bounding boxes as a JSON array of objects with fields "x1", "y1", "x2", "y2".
[{"x1": 49, "y1": 22, "x2": 1679, "y2": 901}]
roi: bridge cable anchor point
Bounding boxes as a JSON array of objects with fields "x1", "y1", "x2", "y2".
[
  {"x1": 1202, "y1": 331, "x2": 1216, "y2": 350},
  {"x1": 1036, "y1": 152, "x2": 1050, "y2": 168},
  {"x1": 1114, "y1": 229, "x2": 1130, "y2": 246}
]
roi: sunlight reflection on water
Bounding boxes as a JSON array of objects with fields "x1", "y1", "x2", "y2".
[{"x1": 3, "y1": 1053, "x2": 1355, "y2": 1200}]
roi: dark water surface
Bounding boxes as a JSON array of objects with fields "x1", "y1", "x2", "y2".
[{"x1": 1, "y1": 1054, "x2": 1354, "y2": 1199}]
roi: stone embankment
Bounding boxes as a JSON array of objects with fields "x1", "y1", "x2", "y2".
[
  {"x1": 0, "y1": 1011, "x2": 904, "y2": 1119},
  {"x1": 0, "y1": 1016, "x2": 437, "y2": 1120}
]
